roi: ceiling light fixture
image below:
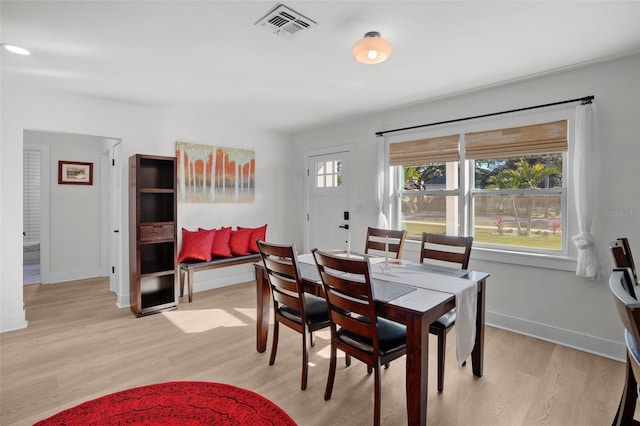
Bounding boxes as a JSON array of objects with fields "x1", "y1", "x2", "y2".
[
  {"x1": 1, "y1": 43, "x2": 31, "y2": 55},
  {"x1": 352, "y1": 31, "x2": 391, "y2": 64}
]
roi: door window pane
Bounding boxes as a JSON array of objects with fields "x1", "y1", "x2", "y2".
[{"x1": 315, "y1": 160, "x2": 342, "y2": 188}]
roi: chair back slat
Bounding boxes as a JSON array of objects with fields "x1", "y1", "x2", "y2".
[
  {"x1": 364, "y1": 227, "x2": 407, "y2": 260},
  {"x1": 611, "y1": 238, "x2": 637, "y2": 282},
  {"x1": 262, "y1": 255, "x2": 297, "y2": 277},
  {"x1": 420, "y1": 233, "x2": 473, "y2": 269}
]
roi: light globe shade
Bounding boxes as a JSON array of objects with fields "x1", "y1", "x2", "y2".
[{"x1": 352, "y1": 31, "x2": 391, "y2": 64}]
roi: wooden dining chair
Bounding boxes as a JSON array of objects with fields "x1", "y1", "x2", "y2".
[
  {"x1": 256, "y1": 240, "x2": 330, "y2": 390},
  {"x1": 312, "y1": 249, "x2": 407, "y2": 426},
  {"x1": 364, "y1": 227, "x2": 407, "y2": 259},
  {"x1": 609, "y1": 268, "x2": 640, "y2": 426},
  {"x1": 420, "y1": 232, "x2": 474, "y2": 392},
  {"x1": 611, "y1": 238, "x2": 637, "y2": 283}
]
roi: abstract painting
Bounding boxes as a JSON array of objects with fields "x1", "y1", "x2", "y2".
[{"x1": 176, "y1": 142, "x2": 255, "y2": 203}]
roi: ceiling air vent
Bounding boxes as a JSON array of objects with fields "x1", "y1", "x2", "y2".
[{"x1": 255, "y1": 3, "x2": 317, "y2": 39}]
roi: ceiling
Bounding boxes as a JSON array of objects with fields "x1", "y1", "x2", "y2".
[{"x1": 2, "y1": 1, "x2": 639, "y2": 134}]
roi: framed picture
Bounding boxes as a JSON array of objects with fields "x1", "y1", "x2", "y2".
[{"x1": 58, "y1": 161, "x2": 93, "y2": 185}]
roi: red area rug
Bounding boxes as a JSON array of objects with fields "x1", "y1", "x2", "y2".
[{"x1": 35, "y1": 381, "x2": 297, "y2": 425}]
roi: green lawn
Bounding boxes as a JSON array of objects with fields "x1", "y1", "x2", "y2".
[{"x1": 402, "y1": 222, "x2": 562, "y2": 251}]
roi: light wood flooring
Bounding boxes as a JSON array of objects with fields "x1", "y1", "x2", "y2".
[{"x1": 0, "y1": 277, "x2": 628, "y2": 425}]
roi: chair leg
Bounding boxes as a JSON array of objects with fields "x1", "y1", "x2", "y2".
[
  {"x1": 269, "y1": 321, "x2": 279, "y2": 366},
  {"x1": 613, "y1": 354, "x2": 638, "y2": 426},
  {"x1": 301, "y1": 329, "x2": 309, "y2": 390},
  {"x1": 367, "y1": 365, "x2": 373, "y2": 375},
  {"x1": 437, "y1": 329, "x2": 446, "y2": 393},
  {"x1": 345, "y1": 354, "x2": 351, "y2": 367},
  {"x1": 324, "y1": 344, "x2": 337, "y2": 401},
  {"x1": 373, "y1": 363, "x2": 381, "y2": 426}
]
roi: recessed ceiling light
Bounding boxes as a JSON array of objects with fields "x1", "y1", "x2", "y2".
[{"x1": 1, "y1": 44, "x2": 31, "y2": 55}]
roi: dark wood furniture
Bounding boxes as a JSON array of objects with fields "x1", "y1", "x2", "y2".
[
  {"x1": 609, "y1": 268, "x2": 640, "y2": 426},
  {"x1": 420, "y1": 233, "x2": 474, "y2": 392},
  {"x1": 312, "y1": 249, "x2": 407, "y2": 426},
  {"x1": 611, "y1": 238, "x2": 637, "y2": 283},
  {"x1": 256, "y1": 241, "x2": 330, "y2": 390},
  {"x1": 364, "y1": 227, "x2": 407, "y2": 259},
  {"x1": 179, "y1": 254, "x2": 261, "y2": 303},
  {"x1": 129, "y1": 154, "x2": 177, "y2": 317},
  {"x1": 254, "y1": 257, "x2": 488, "y2": 426}
]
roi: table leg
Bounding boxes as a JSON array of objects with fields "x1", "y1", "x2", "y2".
[
  {"x1": 405, "y1": 314, "x2": 429, "y2": 426},
  {"x1": 472, "y1": 279, "x2": 486, "y2": 377},
  {"x1": 255, "y1": 265, "x2": 270, "y2": 353}
]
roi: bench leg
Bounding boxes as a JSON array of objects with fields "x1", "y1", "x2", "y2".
[
  {"x1": 188, "y1": 270, "x2": 194, "y2": 303},
  {"x1": 180, "y1": 269, "x2": 185, "y2": 298}
]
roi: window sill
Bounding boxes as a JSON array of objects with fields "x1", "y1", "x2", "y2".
[{"x1": 471, "y1": 246, "x2": 577, "y2": 272}]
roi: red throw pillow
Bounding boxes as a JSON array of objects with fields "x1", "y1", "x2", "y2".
[
  {"x1": 237, "y1": 224, "x2": 268, "y2": 254},
  {"x1": 205, "y1": 226, "x2": 233, "y2": 258},
  {"x1": 178, "y1": 228, "x2": 216, "y2": 263},
  {"x1": 229, "y1": 228, "x2": 252, "y2": 256}
]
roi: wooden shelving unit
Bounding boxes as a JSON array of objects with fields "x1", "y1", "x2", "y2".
[{"x1": 129, "y1": 154, "x2": 178, "y2": 317}]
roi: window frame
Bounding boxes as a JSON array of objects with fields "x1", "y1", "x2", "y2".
[{"x1": 385, "y1": 107, "x2": 578, "y2": 271}]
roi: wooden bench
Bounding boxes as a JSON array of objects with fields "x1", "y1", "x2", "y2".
[{"x1": 179, "y1": 254, "x2": 262, "y2": 302}]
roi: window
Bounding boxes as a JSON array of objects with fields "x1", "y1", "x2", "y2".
[
  {"x1": 390, "y1": 134, "x2": 461, "y2": 239},
  {"x1": 471, "y1": 153, "x2": 565, "y2": 252},
  {"x1": 315, "y1": 159, "x2": 342, "y2": 188},
  {"x1": 389, "y1": 117, "x2": 571, "y2": 259},
  {"x1": 397, "y1": 162, "x2": 460, "y2": 238}
]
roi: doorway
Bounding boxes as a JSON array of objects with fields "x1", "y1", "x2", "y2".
[
  {"x1": 304, "y1": 146, "x2": 354, "y2": 253},
  {"x1": 22, "y1": 131, "x2": 122, "y2": 302}
]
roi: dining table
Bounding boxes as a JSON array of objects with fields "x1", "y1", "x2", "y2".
[{"x1": 253, "y1": 252, "x2": 489, "y2": 426}]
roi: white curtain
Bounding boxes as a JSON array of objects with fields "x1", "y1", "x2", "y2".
[
  {"x1": 376, "y1": 136, "x2": 389, "y2": 229},
  {"x1": 572, "y1": 102, "x2": 600, "y2": 279}
]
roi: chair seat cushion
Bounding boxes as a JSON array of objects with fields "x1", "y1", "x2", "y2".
[
  {"x1": 279, "y1": 294, "x2": 329, "y2": 325},
  {"x1": 431, "y1": 308, "x2": 456, "y2": 330},
  {"x1": 338, "y1": 317, "x2": 406, "y2": 354}
]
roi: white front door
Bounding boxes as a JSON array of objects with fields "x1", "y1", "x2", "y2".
[{"x1": 305, "y1": 148, "x2": 353, "y2": 253}]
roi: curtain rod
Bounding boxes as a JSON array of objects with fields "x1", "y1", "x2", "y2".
[{"x1": 375, "y1": 95, "x2": 594, "y2": 137}]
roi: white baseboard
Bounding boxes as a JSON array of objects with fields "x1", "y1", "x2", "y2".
[
  {"x1": 116, "y1": 292, "x2": 130, "y2": 309},
  {"x1": 190, "y1": 270, "x2": 256, "y2": 294},
  {"x1": 0, "y1": 310, "x2": 28, "y2": 333},
  {"x1": 48, "y1": 268, "x2": 103, "y2": 284},
  {"x1": 487, "y1": 311, "x2": 625, "y2": 362}
]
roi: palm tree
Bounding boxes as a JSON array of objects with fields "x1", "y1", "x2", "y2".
[{"x1": 487, "y1": 160, "x2": 560, "y2": 236}]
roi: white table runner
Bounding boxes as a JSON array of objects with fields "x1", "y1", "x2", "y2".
[{"x1": 297, "y1": 253, "x2": 477, "y2": 365}]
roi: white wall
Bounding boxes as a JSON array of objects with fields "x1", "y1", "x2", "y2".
[
  {"x1": 1, "y1": 84, "x2": 293, "y2": 332},
  {"x1": 24, "y1": 130, "x2": 105, "y2": 283},
  {"x1": 291, "y1": 54, "x2": 640, "y2": 360}
]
